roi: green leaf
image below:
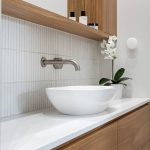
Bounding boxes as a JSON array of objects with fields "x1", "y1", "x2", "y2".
[
  {"x1": 117, "y1": 77, "x2": 132, "y2": 83},
  {"x1": 111, "y1": 80, "x2": 117, "y2": 84},
  {"x1": 99, "y1": 78, "x2": 111, "y2": 85},
  {"x1": 104, "y1": 82, "x2": 112, "y2": 86},
  {"x1": 114, "y1": 68, "x2": 125, "y2": 81}
]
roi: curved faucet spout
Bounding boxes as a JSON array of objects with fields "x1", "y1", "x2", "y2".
[
  {"x1": 63, "y1": 59, "x2": 80, "y2": 71},
  {"x1": 41, "y1": 57, "x2": 80, "y2": 71}
]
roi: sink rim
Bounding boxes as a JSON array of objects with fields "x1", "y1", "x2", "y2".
[{"x1": 46, "y1": 85, "x2": 115, "y2": 91}]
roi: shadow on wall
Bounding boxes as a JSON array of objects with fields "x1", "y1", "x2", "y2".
[
  {"x1": 124, "y1": 46, "x2": 139, "y2": 98},
  {"x1": 17, "y1": 89, "x2": 53, "y2": 114}
]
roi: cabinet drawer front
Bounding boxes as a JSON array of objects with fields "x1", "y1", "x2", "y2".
[
  {"x1": 59, "y1": 122, "x2": 117, "y2": 150},
  {"x1": 118, "y1": 105, "x2": 150, "y2": 150}
]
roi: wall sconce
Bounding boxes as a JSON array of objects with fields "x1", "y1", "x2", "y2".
[{"x1": 126, "y1": 38, "x2": 138, "y2": 50}]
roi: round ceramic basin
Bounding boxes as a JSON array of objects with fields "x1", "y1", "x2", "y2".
[{"x1": 46, "y1": 86, "x2": 115, "y2": 115}]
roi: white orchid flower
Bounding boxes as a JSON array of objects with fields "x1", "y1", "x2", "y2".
[
  {"x1": 104, "y1": 51, "x2": 110, "y2": 55},
  {"x1": 100, "y1": 36, "x2": 117, "y2": 60},
  {"x1": 112, "y1": 36, "x2": 117, "y2": 41},
  {"x1": 106, "y1": 43, "x2": 111, "y2": 50},
  {"x1": 108, "y1": 41, "x2": 115, "y2": 48},
  {"x1": 108, "y1": 36, "x2": 113, "y2": 42},
  {"x1": 109, "y1": 35, "x2": 117, "y2": 41},
  {"x1": 109, "y1": 48, "x2": 117, "y2": 54}
]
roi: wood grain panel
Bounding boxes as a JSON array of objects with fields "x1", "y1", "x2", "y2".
[
  {"x1": 2, "y1": 0, "x2": 109, "y2": 41},
  {"x1": 96, "y1": 0, "x2": 102, "y2": 30},
  {"x1": 84, "y1": 0, "x2": 102, "y2": 28},
  {"x1": 101, "y1": 0, "x2": 108, "y2": 33},
  {"x1": 77, "y1": 0, "x2": 87, "y2": 22},
  {"x1": 118, "y1": 105, "x2": 150, "y2": 150},
  {"x1": 57, "y1": 122, "x2": 117, "y2": 150},
  {"x1": 101, "y1": 0, "x2": 117, "y2": 35},
  {"x1": 68, "y1": 0, "x2": 103, "y2": 30},
  {"x1": 68, "y1": 0, "x2": 117, "y2": 34},
  {"x1": 67, "y1": 0, "x2": 77, "y2": 18},
  {"x1": 68, "y1": 0, "x2": 88, "y2": 22},
  {"x1": 109, "y1": 0, "x2": 117, "y2": 35}
]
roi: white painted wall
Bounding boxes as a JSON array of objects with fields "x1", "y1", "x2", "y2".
[
  {"x1": 23, "y1": 0, "x2": 67, "y2": 17},
  {"x1": 117, "y1": 0, "x2": 150, "y2": 98}
]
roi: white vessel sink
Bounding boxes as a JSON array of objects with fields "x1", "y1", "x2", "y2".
[{"x1": 46, "y1": 86, "x2": 115, "y2": 115}]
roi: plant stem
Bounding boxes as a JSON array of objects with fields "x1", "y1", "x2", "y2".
[{"x1": 112, "y1": 60, "x2": 114, "y2": 80}]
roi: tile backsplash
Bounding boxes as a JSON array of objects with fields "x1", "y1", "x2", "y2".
[{"x1": 1, "y1": 15, "x2": 111, "y2": 118}]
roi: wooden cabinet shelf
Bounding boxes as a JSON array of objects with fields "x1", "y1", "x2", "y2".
[
  {"x1": 68, "y1": 0, "x2": 117, "y2": 36},
  {"x1": 2, "y1": 0, "x2": 109, "y2": 41}
]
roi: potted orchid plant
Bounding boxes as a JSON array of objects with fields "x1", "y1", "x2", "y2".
[{"x1": 99, "y1": 36, "x2": 131, "y2": 99}]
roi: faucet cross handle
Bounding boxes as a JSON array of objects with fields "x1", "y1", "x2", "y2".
[{"x1": 41, "y1": 57, "x2": 63, "y2": 69}]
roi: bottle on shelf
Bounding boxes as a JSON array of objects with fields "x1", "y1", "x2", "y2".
[
  {"x1": 69, "y1": 12, "x2": 76, "y2": 21},
  {"x1": 79, "y1": 11, "x2": 87, "y2": 25},
  {"x1": 88, "y1": 23, "x2": 99, "y2": 30}
]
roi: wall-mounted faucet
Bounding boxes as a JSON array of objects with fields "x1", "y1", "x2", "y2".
[{"x1": 41, "y1": 57, "x2": 80, "y2": 71}]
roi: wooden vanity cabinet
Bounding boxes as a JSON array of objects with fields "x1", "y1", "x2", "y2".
[
  {"x1": 55, "y1": 104, "x2": 150, "y2": 150},
  {"x1": 58, "y1": 122, "x2": 118, "y2": 150},
  {"x1": 118, "y1": 105, "x2": 150, "y2": 150}
]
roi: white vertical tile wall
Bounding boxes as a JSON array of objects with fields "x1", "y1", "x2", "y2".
[{"x1": 1, "y1": 15, "x2": 111, "y2": 118}]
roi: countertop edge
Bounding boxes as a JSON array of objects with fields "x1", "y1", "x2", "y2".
[{"x1": 40, "y1": 98, "x2": 150, "y2": 150}]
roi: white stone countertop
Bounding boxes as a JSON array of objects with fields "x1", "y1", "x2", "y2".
[{"x1": 1, "y1": 98, "x2": 150, "y2": 150}]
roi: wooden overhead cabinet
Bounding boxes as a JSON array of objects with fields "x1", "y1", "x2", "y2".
[
  {"x1": 68, "y1": 0, "x2": 117, "y2": 35},
  {"x1": 101, "y1": 0, "x2": 117, "y2": 35}
]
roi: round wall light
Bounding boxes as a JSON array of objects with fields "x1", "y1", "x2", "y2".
[{"x1": 126, "y1": 38, "x2": 138, "y2": 50}]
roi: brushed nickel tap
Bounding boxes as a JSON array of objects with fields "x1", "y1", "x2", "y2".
[{"x1": 41, "y1": 57, "x2": 80, "y2": 71}]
